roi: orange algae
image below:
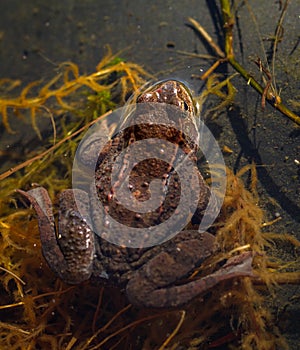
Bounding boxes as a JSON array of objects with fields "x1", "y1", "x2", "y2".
[
  {"x1": 0, "y1": 46, "x2": 151, "y2": 137},
  {"x1": 1, "y1": 164, "x2": 299, "y2": 349},
  {"x1": 0, "y1": 54, "x2": 299, "y2": 349},
  {"x1": 0, "y1": 49, "x2": 150, "y2": 349}
]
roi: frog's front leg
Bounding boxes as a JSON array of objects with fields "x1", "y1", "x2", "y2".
[
  {"x1": 18, "y1": 187, "x2": 95, "y2": 284},
  {"x1": 126, "y1": 232, "x2": 253, "y2": 308}
]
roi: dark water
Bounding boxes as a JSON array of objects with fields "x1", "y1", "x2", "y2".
[{"x1": 0, "y1": 0, "x2": 299, "y2": 348}]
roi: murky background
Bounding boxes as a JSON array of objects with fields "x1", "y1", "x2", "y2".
[{"x1": 0, "y1": 0, "x2": 299, "y2": 348}]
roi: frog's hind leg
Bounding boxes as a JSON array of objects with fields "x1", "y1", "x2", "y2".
[
  {"x1": 126, "y1": 231, "x2": 253, "y2": 308},
  {"x1": 18, "y1": 188, "x2": 95, "y2": 284}
]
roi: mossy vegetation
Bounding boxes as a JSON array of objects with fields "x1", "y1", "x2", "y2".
[{"x1": 0, "y1": 47, "x2": 299, "y2": 349}]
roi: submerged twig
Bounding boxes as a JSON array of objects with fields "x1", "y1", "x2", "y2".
[
  {"x1": 158, "y1": 310, "x2": 186, "y2": 350},
  {"x1": 270, "y1": 0, "x2": 290, "y2": 94},
  {"x1": 0, "y1": 266, "x2": 26, "y2": 286},
  {"x1": 253, "y1": 57, "x2": 273, "y2": 109},
  {"x1": 188, "y1": 17, "x2": 225, "y2": 58},
  {"x1": 0, "y1": 110, "x2": 112, "y2": 181},
  {"x1": 219, "y1": 0, "x2": 300, "y2": 125},
  {"x1": 188, "y1": 1, "x2": 300, "y2": 125}
]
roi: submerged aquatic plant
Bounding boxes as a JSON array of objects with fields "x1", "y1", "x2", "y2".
[
  {"x1": 0, "y1": 46, "x2": 150, "y2": 137},
  {"x1": 0, "y1": 48, "x2": 151, "y2": 348},
  {"x1": 188, "y1": 0, "x2": 300, "y2": 126},
  {"x1": 2, "y1": 161, "x2": 298, "y2": 349}
]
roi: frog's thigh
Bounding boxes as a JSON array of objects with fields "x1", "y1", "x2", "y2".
[
  {"x1": 126, "y1": 233, "x2": 253, "y2": 308},
  {"x1": 19, "y1": 187, "x2": 94, "y2": 284},
  {"x1": 126, "y1": 231, "x2": 216, "y2": 308}
]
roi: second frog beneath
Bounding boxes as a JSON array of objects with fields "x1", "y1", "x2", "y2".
[{"x1": 19, "y1": 80, "x2": 253, "y2": 308}]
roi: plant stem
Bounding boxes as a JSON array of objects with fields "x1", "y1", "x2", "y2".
[{"x1": 220, "y1": 0, "x2": 300, "y2": 125}]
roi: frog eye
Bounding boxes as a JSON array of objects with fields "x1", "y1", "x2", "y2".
[{"x1": 183, "y1": 101, "x2": 189, "y2": 111}]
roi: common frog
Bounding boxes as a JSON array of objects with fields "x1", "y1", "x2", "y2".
[{"x1": 19, "y1": 80, "x2": 253, "y2": 308}]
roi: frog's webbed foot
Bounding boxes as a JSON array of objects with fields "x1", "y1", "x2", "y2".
[
  {"x1": 18, "y1": 187, "x2": 95, "y2": 284},
  {"x1": 126, "y1": 231, "x2": 253, "y2": 308}
]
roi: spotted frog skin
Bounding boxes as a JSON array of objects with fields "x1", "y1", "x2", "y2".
[{"x1": 19, "y1": 80, "x2": 253, "y2": 308}]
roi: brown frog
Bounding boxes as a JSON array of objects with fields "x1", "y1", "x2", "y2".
[{"x1": 19, "y1": 80, "x2": 253, "y2": 308}]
